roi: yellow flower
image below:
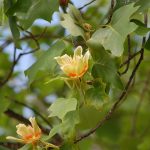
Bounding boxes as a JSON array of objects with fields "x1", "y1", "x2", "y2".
[
  {"x1": 55, "y1": 46, "x2": 90, "y2": 78},
  {"x1": 6, "y1": 117, "x2": 41, "y2": 144}
]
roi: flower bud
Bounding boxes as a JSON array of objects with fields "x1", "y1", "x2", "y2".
[{"x1": 59, "y1": 0, "x2": 69, "y2": 6}]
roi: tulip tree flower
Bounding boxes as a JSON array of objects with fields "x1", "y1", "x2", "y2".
[
  {"x1": 6, "y1": 117, "x2": 41, "y2": 144},
  {"x1": 55, "y1": 46, "x2": 90, "y2": 78}
]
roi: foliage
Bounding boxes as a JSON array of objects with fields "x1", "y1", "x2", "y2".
[{"x1": 0, "y1": 0, "x2": 150, "y2": 149}]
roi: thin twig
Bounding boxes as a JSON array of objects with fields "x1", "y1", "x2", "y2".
[
  {"x1": 120, "y1": 35, "x2": 131, "y2": 75},
  {"x1": 120, "y1": 50, "x2": 142, "y2": 68},
  {"x1": 0, "y1": 28, "x2": 40, "y2": 88},
  {"x1": 79, "y1": 0, "x2": 96, "y2": 10},
  {"x1": 105, "y1": 0, "x2": 115, "y2": 24},
  {"x1": 0, "y1": 46, "x2": 17, "y2": 87},
  {"x1": 0, "y1": 39, "x2": 12, "y2": 52},
  {"x1": 0, "y1": 142, "x2": 22, "y2": 150}
]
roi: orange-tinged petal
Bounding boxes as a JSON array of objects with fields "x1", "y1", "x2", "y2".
[
  {"x1": 55, "y1": 46, "x2": 90, "y2": 78},
  {"x1": 29, "y1": 117, "x2": 41, "y2": 135},
  {"x1": 16, "y1": 124, "x2": 32, "y2": 137},
  {"x1": 7, "y1": 117, "x2": 41, "y2": 144}
]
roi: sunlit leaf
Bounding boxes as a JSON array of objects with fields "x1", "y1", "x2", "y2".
[
  {"x1": 135, "y1": 0, "x2": 150, "y2": 12},
  {"x1": 0, "y1": 97, "x2": 10, "y2": 115},
  {"x1": 89, "y1": 3, "x2": 138, "y2": 56},
  {"x1": 87, "y1": 42, "x2": 123, "y2": 89},
  {"x1": 48, "y1": 98, "x2": 77, "y2": 120},
  {"x1": 19, "y1": 0, "x2": 59, "y2": 29},
  {"x1": 49, "y1": 111, "x2": 79, "y2": 139}
]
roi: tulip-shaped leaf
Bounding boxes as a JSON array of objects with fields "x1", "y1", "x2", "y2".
[
  {"x1": 87, "y1": 41, "x2": 123, "y2": 89},
  {"x1": 48, "y1": 98, "x2": 77, "y2": 120},
  {"x1": 19, "y1": 0, "x2": 59, "y2": 29},
  {"x1": 89, "y1": 3, "x2": 138, "y2": 56},
  {"x1": 49, "y1": 110, "x2": 79, "y2": 139}
]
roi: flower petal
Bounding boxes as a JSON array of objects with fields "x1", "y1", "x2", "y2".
[
  {"x1": 55, "y1": 54, "x2": 72, "y2": 66},
  {"x1": 55, "y1": 46, "x2": 89, "y2": 78},
  {"x1": 74, "y1": 46, "x2": 83, "y2": 57},
  {"x1": 83, "y1": 50, "x2": 90, "y2": 64},
  {"x1": 6, "y1": 136, "x2": 24, "y2": 143},
  {"x1": 16, "y1": 124, "x2": 31, "y2": 137},
  {"x1": 54, "y1": 56, "x2": 64, "y2": 66},
  {"x1": 29, "y1": 117, "x2": 41, "y2": 134}
]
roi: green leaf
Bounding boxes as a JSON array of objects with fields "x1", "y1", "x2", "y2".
[
  {"x1": 85, "y1": 82, "x2": 109, "y2": 110},
  {"x1": 6, "y1": 0, "x2": 32, "y2": 15},
  {"x1": 4, "y1": 0, "x2": 15, "y2": 13},
  {"x1": 96, "y1": 112, "x2": 122, "y2": 142},
  {"x1": 135, "y1": 0, "x2": 150, "y2": 12},
  {"x1": 25, "y1": 40, "x2": 65, "y2": 84},
  {"x1": 4, "y1": 0, "x2": 20, "y2": 45},
  {"x1": 19, "y1": 0, "x2": 59, "y2": 29},
  {"x1": 61, "y1": 5, "x2": 85, "y2": 39},
  {"x1": 18, "y1": 145, "x2": 33, "y2": 150},
  {"x1": 131, "y1": 19, "x2": 150, "y2": 36},
  {"x1": 77, "y1": 105, "x2": 102, "y2": 130},
  {"x1": 138, "y1": 136, "x2": 150, "y2": 150},
  {"x1": 86, "y1": 88, "x2": 108, "y2": 110},
  {"x1": 0, "y1": 1, "x2": 6, "y2": 26},
  {"x1": 48, "y1": 98, "x2": 77, "y2": 120},
  {"x1": 135, "y1": 26, "x2": 150, "y2": 36},
  {"x1": 60, "y1": 142, "x2": 78, "y2": 150},
  {"x1": 49, "y1": 111, "x2": 79, "y2": 139},
  {"x1": 61, "y1": 14, "x2": 85, "y2": 39},
  {"x1": 0, "y1": 146, "x2": 10, "y2": 150},
  {"x1": 115, "y1": 0, "x2": 138, "y2": 10},
  {"x1": 145, "y1": 36, "x2": 150, "y2": 51},
  {"x1": 87, "y1": 42, "x2": 123, "y2": 89},
  {"x1": 89, "y1": 3, "x2": 138, "y2": 56},
  {"x1": 68, "y1": 4, "x2": 83, "y2": 24},
  {"x1": 0, "y1": 97, "x2": 10, "y2": 115},
  {"x1": 9, "y1": 16, "x2": 20, "y2": 40}
]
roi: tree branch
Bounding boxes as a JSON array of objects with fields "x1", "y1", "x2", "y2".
[
  {"x1": 0, "y1": 28, "x2": 40, "y2": 88},
  {"x1": 75, "y1": 48, "x2": 144, "y2": 143},
  {"x1": 120, "y1": 50, "x2": 142, "y2": 68},
  {"x1": 0, "y1": 142, "x2": 22, "y2": 150},
  {"x1": 74, "y1": 13, "x2": 148, "y2": 144},
  {"x1": 6, "y1": 97, "x2": 52, "y2": 128}
]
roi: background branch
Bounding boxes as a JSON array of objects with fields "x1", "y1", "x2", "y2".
[
  {"x1": 6, "y1": 97, "x2": 52, "y2": 128},
  {"x1": 74, "y1": 13, "x2": 148, "y2": 144},
  {"x1": 0, "y1": 28, "x2": 40, "y2": 88}
]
